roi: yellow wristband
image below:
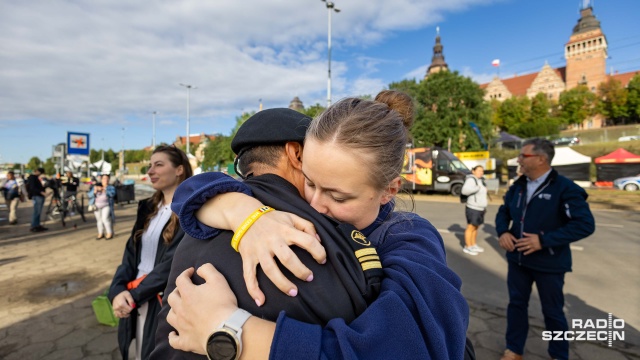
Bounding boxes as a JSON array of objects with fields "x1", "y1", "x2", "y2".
[{"x1": 230, "y1": 206, "x2": 274, "y2": 252}]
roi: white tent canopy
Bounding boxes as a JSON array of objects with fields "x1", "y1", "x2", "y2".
[
  {"x1": 91, "y1": 160, "x2": 112, "y2": 174},
  {"x1": 508, "y1": 147, "x2": 592, "y2": 187}
]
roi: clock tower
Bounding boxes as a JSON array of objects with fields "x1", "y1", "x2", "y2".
[{"x1": 565, "y1": 2, "x2": 607, "y2": 91}]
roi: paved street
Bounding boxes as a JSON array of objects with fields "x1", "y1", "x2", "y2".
[{"x1": 0, "y1": 194, "x2": 639, "y2": 359}]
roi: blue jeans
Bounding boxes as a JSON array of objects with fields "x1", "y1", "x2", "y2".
[
  {"x1": 506, "y1": 261, "x2": 568, "y2": 360},
  {"x1": 31, "y1": 195, "x2": 45, "y2": 228}
]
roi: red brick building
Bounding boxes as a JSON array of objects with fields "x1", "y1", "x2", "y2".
[{"x1": 480, "y1": 4, "x2": 638, "y2": 129}]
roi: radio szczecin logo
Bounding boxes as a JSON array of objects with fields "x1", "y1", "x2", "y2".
[{"x1": 542, "y1": 313, "x2": 624, "y2": 346}]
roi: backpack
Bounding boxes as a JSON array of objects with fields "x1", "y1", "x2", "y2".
[{"x1": 460, "y1": 177, "x2": 478, "y2": 203}]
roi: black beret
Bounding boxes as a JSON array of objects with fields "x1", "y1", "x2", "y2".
[{"x1": 231, "y1": 108, "x2": 312, "y2": 155}]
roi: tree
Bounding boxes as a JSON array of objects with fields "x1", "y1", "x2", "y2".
[
  {"x1": 495, "y1": 96, "x2": 531, "y2": 135},
  {"x1": 400, "y1": 71, "x2": 492, "y2": 152},
  {"x1": 626, "y1": 74, "x2": 640, "y2": 123},
  {"x1": 558, "y1": 85, "x2": 598, "y2": 128},
  {"x1": 201, "y1": 112, "x2": 254, "y2": 171},
  {"x1": 26, "y1": 156, "x2": 42, "y2": 171},
  {"x1": 598, "y1": 78, "x2": 628, "y2": 125},
  {"x1": 301, "y1": 103, "x2": 326, "y2": 119},
  {"x1": 43, "y1": 158, "x2": 56, "y2": 175}
]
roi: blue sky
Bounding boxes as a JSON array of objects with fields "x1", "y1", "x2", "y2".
[{"x1": 1, "y1": 0, "x2": 639, "y2": 164}]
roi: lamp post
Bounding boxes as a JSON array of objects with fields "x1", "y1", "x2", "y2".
[
  {"x1": 321, "y1": 0, "x2": 340, "y2": 107},
  {"x1": 179, "y1": 83, "x2": 197, "y2": 155},
  {"x1": 151, "y1": 111, "x2": 158, "y2": 149}
]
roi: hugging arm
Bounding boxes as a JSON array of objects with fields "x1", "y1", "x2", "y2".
[
  {"x1": 168, "y1": 214, "x2": 468, "y2": 359},
  {"x1": 172, "y1": 173, "x2": 326, "y2": 303}
]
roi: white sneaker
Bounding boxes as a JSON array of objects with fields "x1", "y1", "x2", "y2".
[
  {"x1": 463, "y1": 247, "x2": 478, "y2": 256},
  {"x1": 471, "y1": 245, "x2": 485, "y2": 253}
]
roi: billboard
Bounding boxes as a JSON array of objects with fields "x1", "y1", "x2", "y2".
[{"x1": 67, "y1": 132, "x2": 90, "y2": 156}]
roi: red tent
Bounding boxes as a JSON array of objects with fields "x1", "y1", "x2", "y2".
[{"x1": 594, "y1": 148, "x2": 640, "y2": 186}]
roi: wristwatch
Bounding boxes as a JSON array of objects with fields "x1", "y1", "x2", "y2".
[{"x1": 205, "y1": 308, "x2": 252, "y2": 360}]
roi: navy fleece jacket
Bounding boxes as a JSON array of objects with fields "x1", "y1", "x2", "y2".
[
  {"x1": 495, "y1": 169, "x2": 595, "y2": 273},
  {"x1": 172, "y1": 172, "x2": 469, "y2": 359}
]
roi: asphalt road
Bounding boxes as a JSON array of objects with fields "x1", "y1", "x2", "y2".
[{"x1": 405, "y1": 198, "x2": 640, "y2": 347}]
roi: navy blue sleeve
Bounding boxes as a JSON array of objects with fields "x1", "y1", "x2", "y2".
[
  {"x1": 171, "y1": 172, "x2": 253, "y2": 239},
  {"x1": 269, "y1": 215, "x2": 468, "y2": 360},
  {"x1": 540, "y1": 182, "x2": 595, "y2": 247},
  {"x1": 495, "y1": 185, "x2": 516, "y2": 236}
]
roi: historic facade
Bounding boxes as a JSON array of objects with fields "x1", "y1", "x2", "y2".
[{"x1": 481, "y1": 4, "x2": 638, "y2": 128}]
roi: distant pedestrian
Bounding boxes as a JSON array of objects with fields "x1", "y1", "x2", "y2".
[
  {"x1": 496, "y1": 138, "x2": 595, "y2": 360},
  {"x1": 2, "y1": 171, "x2": 23, "y2": 225},
  {"x1": 461, "y1": 165, "x2": 487, "y2": 255},
  {"x1": 62, "y1": 170, "x2": 79, "y2": 199},
  {"x1": 26, "y1": 167, "x2": 48, "y2": 232},
  {"x1": 88, "y1": 174, "x2": 116, "y2": 239}
]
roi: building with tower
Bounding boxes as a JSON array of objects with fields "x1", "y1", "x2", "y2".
[
  {"x1": 481, "y1": 1, "x2": 638, "y2": 128},
  {"x1": 425, "y1": 27, "x2": 449, "y2": 78},
  {"x1": 289, "y1": 96, "x2": 304, "y2": 111}
]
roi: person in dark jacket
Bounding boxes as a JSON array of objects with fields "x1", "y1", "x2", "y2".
[
  {"x1": 495, "y1": 138, "x2": 595, "y2": 360},
  {"x1": 26, "y1": 167, "x2": 48, "y2": 232},
  {"x1": 108, "y1": 145, "x2": 192, "y2": 360}
]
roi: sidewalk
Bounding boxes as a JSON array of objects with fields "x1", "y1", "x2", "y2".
[{"x1": 0, "y1": 199, "x2": 638, "y2": 359}]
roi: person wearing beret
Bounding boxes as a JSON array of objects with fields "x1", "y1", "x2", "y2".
[
  {"x1": 150, "y1": 108, "x2": 384, "y2": 359},
  {"x1": 160, "y1": 91, "x2": 471, "y2": 359}
]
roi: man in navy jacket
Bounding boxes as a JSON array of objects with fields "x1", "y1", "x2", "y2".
[{"x1": 496, "y1": 138, "x2": 595, "y2": 360}]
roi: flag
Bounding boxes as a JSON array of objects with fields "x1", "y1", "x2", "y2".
[{"x1": 491, "y1": 59, "x2": 500, "y2": 67}]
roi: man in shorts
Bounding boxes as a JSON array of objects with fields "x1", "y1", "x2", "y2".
[{"x1": 461, "y1": 165, "x2": 487, "y2": 255}]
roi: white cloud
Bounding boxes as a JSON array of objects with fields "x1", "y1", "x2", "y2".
[{"x1": 0, "y1": 0, "x2": 499, "y2": 128}]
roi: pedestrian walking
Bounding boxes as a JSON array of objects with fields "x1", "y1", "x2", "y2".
[
  {"x1": 88, "y1": 174, "x2": 116, "y2": 240},
  {"x1": 1, "y1": 171, "x2": 24, "y2": 225},
  {"x1": 461, "y1": 165, "x2": 487, "y2": 255},
  {"x1": 495, "y1": 138, "x2": 595, "y2": 360},
  {"x1": 26, "y1": 167, "x2": 48, "y2": 232}
]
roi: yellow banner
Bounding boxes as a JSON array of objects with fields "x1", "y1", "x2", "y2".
[{"x1": 454, "y1": 151, "x2": 490, "y2": 161}]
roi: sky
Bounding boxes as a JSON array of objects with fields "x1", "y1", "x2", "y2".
[{"x1": 1, "y1": 0, "x2": 639, "y2": 164}]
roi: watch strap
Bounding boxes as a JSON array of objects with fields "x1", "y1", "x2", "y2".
[{"x1": 221, "y1": 308, "x2": 252, "y2": 333}]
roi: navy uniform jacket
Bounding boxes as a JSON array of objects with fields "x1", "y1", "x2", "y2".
[
  {"x1": 496, "y1": 169, "x2": 595, "y2": 273},
  {"x1": 151, "y1": 174, "x2": 382, "y2": 359}
]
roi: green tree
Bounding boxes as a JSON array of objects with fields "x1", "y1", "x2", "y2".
[
  {"x1": 301, "y1": 103, "x2": 326, "y2": 119},
  {"x1": 495, "y1": 96, "x2": 531, "y2": 134},
  {"x1": 598, "y1": 78, "x2": 628, "y2": 125},
  {"x1": 43, "y1": 158, "x2": 56, "y2": 175},
  {"x1": 393, "y1": 71, "x2": 492, "y2": 152},
  {"x1": 201, "y1": 112, "x2": 254, "y2": 171},
  {"x1": 26, "y1": 156, "x2": 42, "y2": 171},
  {"x1": 558, "y1": 85, "x2": 598, "y2": 128},
  {"x1": 625, "y1": 74, "x2": 640, "y2": 123}
]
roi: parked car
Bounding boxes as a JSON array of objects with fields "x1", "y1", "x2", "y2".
[
  {"x1": 552, "y1": 137, "x2": 580, "y2": 146},
  {"x1": 613, "y1": 174, "x2": 640, "y2": 191},
  {"x1": 618, "y1": 135, "x2": 640, "y2": 142}
]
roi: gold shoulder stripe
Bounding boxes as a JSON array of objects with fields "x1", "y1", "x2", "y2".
[
  {"x1": 358, "y1": 255, "x2": 380, "y2": 263},
  {"x1": 361, "y1": 261, "x2": 382, "y2": 271},
  {"x1": 355, "y1": 248, "x2": 378, "y2": 258}
]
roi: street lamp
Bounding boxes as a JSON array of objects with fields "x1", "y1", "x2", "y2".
[
  {"x1": 151, "y1": 111, "x2": 158, "y2": 149},
  {"x1": 179, "y1": 83, "x2": 197, "y2": 155},
  {"x1": 321, "y1": 0, "x2": 340, "y2": 107}
]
